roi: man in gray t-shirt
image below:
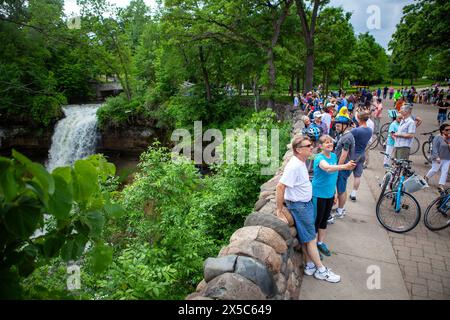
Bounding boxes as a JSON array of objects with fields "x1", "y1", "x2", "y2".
[
  {"x1": 334, "y1": 116, "x2": 355, "y2": 220},
  {"x1": 335, "y1": 131, "x2": 355, "y2": 163}
]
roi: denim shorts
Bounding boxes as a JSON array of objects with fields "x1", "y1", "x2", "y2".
[
  {"x1": 353, "y1": 155, "x2": 366, "y2": 178},
  {"x1": 438, "y1": 113, "x2": 446, "y2": 123},
  {"x1": 337, "y1": 169, "x2": 352, "y2": 194},
  {"x1": 285, "y1": 200, "x2": 316, "y2": 244}
]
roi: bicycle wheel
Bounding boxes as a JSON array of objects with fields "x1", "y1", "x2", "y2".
[
  {"x1": 378, "y1": 171, "x2": 392, "y2": 203},
  {"x1": 376, "y1": 190, "x2": 421, "y2": 233},
  {"x1": 410, "y1": 137, "x2": 420, "y2": 155},
  {"x1": 422, "y1": 141, "x2": 431, "y2": 163},
  {"x1": 380, "y1": 122, "x2": 390, "y2": 134},
  {"x1": 368, "y1": 134, "x2": 379, "y2": 150},
  {"x1": 379, "y1": 127, "x2": 389, "y2": 148},
  {"x1": 424, "y1": 196, "x2": 450, "y2": 231}
]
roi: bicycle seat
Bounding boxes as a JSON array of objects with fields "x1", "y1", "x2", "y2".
[{"x1": 395, "y1": 159, "x2": 413, "y2": 165}]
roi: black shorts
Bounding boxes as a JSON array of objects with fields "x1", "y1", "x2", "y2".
[{"x1": 313, "y1": 197, "x2": 334, "y2": 231}]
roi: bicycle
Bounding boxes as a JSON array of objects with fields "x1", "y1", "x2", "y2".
[
  {"x1": 376, "y1": 155, "x2": 428, "y2": 233},
  {"x1": 424, "y1": 187, "x2": 450, "y2": 231},
  {"x1": 421, "y1": 129, "x2": 439, "y2": 164},
  {"x1": 377, "y1": 152, "x2": 409, "y2": 203}
]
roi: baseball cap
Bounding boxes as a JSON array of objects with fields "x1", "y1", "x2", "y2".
[{"x1": 313, "y1": 111, "x2": 322, "y2": 118}]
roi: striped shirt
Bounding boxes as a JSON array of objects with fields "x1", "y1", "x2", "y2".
[{"x1": 394, "y1": 116, "x2": 416, "y2": 148}]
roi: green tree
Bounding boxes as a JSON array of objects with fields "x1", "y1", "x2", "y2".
[
  {"x1": 314, "y1": 7, "x2": 355, "y2": 94},
  {"x1": 295, "y1": 0, "x2": 329, "y2": 92}
]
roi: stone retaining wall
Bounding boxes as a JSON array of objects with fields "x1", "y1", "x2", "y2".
[{"x1": 186, "y1": 111, "x2": 305, "y2": 300}]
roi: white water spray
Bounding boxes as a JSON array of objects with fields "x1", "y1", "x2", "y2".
[{"x1": 47, "y1": 104, "x2": 101, "y2": 171}]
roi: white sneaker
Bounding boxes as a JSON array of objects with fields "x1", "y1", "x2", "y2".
[
  {"x1": 314, "y1": 268, "x2": 341, "y2": 283},
  {"x1": 304, "y1": 265, "x2": 317, "y2": 276},
  {"x1": 335, "y1": 209, "x2": 347, "y2": 219},
  {"x1": 327, "y1": 215, "x2": 335, "y2": 224}
]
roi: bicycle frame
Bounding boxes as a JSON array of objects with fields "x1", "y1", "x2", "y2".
[
  {"x1": 395, "y1": 175, "x2": 405, "y2": 212},
  {"x1": 438, "y1": 194, "x2": 450, "y2": 214}
]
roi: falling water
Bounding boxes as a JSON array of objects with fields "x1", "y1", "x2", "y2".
[{"x1": 47, "y1": 104, "x2": 101, "y2": 172}]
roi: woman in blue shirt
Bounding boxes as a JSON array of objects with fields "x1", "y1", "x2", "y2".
[{"x1": 312, "y1": 135, "x2": 356, "y2": 256}]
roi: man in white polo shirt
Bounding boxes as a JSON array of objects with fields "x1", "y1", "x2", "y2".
[
  {"x1": 276, "y1": 136, "x2": 341, "y2": 283},
  {"x1": 393, "y1": 104, "x2": 416, "y2": 160}
]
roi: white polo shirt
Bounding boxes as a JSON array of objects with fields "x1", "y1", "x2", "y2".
[{"x1": 280, "y1": 155, "x2": 312, "y2": 202}]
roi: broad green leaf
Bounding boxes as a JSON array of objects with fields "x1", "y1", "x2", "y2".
[
  {"x1": 73, "y1": 160, "x2": 99, "y2": 202},
  {"x1": 0, "y1": 157, "x2": 12, "y2": 175},
  {"x1": 11, "y1": 149, "x2": 32, "y2": 166},
  {"x1": 12, "y1": 150, "x2": 55, "y2": 195},
  {"x1": 60, "y1": 234, "x2": 88, "y2": 262},
  {"x1": 80, "y1": 211, "x2": 105, "y2": 238},
  {"x1": 26, "y1": 180, "x2": 46, "y2": 204},
  {"x1": 90, "y1": 242, "x2": 113, "y2": 273},
  {"x1": 29, "y1": 163, "x2": 55, "y2": 195},
  {"x1": 17, "y1": 245, "x2": 38, "y2": 277},
  {"x1": 52, "y1": 166, "x2": 72, "y2": 184},
  {"x1": 4, "y1": 196, "x2": 42, "y2": 238},
  {"x1": 47, "y1": 175, "x2": 72, "y2": 221},
  {"x1": 43, "y1": 234, "x2": 65, "y2": 258},
  {"x1": 0, "y1": 167, "x2": 18, "y2": 202}
]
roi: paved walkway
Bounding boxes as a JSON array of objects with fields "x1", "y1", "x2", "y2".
[
  {"x1": 364, "y1": 152, "x2": 450, "y2": 300},
  {"x1": 298, "y1": 174, "x2": 411, "y2": 299}
]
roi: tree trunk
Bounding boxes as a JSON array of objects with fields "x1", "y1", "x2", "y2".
[
  {"x1": 296, "y1": 71, "x2": 300, "y2": 93},
  {"x1": 296, "y1": 0, "x2": 321, "y2": 93},
  {"x1": 266, "y1": 0, "x2": 293, "y2": 109},
  {"x1": 199, "y1": 46, "x2": 212, "y2": 102},
  {"x1": 304, "y1": 44, "x2": 314, "y2": 92},
  {"x1": 267, "y1": 47, "x2": 276, "y2": 109},
  {"x1": 252, "y1": 74, "x2": 260, "y2": 112},
  {"x1": 401, "y1": 78, "x2": 404, "y2": 86}
]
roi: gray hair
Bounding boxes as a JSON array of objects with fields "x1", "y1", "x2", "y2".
[{"x1": 401, "y1": 104, "x2": 413, "y2": 113}]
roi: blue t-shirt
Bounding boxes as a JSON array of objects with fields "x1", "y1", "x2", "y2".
[
  {"x1": 351, "y1": 126, "x2": 373, "y2": 155},
  {"x1": 387, "y1": 121, "x2": 400, "y2": 146},
  {"x1": 312, "y1": 153, "x2": 338, "y2": 199}
]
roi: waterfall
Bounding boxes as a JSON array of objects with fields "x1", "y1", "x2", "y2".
[{"x1": 47, "y1": 104, "x2": 101, "y2": 172}]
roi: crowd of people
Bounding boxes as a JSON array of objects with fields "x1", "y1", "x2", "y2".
[{"x1": 277, "y1": 85, "x2": 450, "y2": 284}]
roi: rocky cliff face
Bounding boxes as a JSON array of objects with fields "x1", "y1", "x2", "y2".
[
  {"x1": 0, "y1": 124, "x2": 166, "y2": 159},
  {"x1": 0, "y1": 126, "x2": 53, "y2": 158}
]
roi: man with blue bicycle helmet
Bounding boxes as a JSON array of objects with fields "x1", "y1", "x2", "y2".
[{"x1": 333, "y1": 116, "x2": 355, "y2": 220}]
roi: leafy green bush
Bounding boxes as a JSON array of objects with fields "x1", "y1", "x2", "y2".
[
  {"x1": 0, "y1": 152, "x2": 124, "y2": 299},
  {"x1": 97, "y1": 94, "x2": 148, "y2": 129}
]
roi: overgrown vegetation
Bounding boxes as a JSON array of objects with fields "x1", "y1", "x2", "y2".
[{"x1": 11, "y1": 109, "x2": 290, "y2": 300}]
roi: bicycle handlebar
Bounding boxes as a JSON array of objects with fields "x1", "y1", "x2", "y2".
[
  {"x1": 421, "y1": 129, "x2": 439, "y2": 136},
  {"x1": 380, "y1": 152, "x2": 413, "y2": 165}
]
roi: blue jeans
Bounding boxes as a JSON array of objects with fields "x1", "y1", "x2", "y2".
[{"x1": 285, "y1": 200, "x2": 316, "y2": 244}]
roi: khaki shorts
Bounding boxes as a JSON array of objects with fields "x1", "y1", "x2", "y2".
[{"x1": 395, "y1": 147, "x2": 410, "y2": 160}]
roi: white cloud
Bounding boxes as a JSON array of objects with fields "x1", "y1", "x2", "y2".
[{"x1": 328, "y1": 0, "x2": 414, "y2": 49}]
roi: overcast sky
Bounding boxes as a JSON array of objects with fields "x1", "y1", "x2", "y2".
[{"x1": 64, "y1": 0, "x2": 414, "y2": 50}]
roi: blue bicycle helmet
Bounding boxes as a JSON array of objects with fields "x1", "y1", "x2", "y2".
[
  {"x1": 388, "y1": 109, "x2": 398, "y2": 120},
  {"x1": 306, "y1": 126, "x2": 321, "y2": 141},
  {"x1": 335, "y1": 116, "x2": 352, "y2": 124}
]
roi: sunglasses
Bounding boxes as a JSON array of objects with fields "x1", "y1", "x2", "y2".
[{"x1": 297, "y1": 143, "x2": 313, "y2": 149}]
